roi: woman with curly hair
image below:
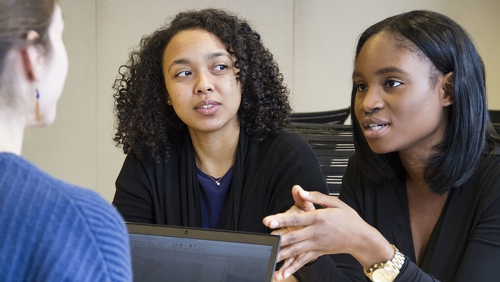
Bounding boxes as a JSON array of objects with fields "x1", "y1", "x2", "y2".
[{"x1": 112, "y1": 7, "x2": 328, "y2": 265}]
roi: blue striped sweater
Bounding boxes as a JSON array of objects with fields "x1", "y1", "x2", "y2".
[{"x1": 0, "y1": 153, "x2": 132, "y2": 281}]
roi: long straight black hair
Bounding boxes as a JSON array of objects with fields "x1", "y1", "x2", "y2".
[{"x1": 351, "y1": 10, "x2": 500, "y2": 195}]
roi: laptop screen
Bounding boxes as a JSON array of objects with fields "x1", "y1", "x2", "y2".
[{"x1": 127, "y1": 223, "x2": 280, "y2": 282}]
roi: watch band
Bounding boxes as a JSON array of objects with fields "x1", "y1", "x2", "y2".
[{"x1": 363, "y1": 244, "x2": 405, "y2": 282}]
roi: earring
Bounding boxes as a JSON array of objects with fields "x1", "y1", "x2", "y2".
[
  {"x1": 35, "y1": 89, "x2": 41, "y2": 123},
  {"x1": 167, "y1": 98, "x2": 172, "y2": 106}
]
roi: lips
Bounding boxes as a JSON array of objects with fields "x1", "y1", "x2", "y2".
[
  {"x1": 360, "y1": 117, "x2": 391, "y2": 139},
  {"x1": 366, "y1": 123, "x2": 388, "y2": 131},
  {"x1": 195, "y1": 100, "x2": 220, "y2": 109},
  {"x1": 194, "y1": 99, "x2": 221, "y2": 115},
  {"x1": 197, "y1": 104, "x2": 215, "y2": 109},
  {"x1": 361, "y1": 117, "x2": 390, "y2": 129}
]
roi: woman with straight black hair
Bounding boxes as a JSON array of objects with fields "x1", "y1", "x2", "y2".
[
  {"x1": 351, "y1": 10, "x2": 498, "y2": 194},
  {"x1": 264, "y1": 10, "x2": 500, "y2": 282}
]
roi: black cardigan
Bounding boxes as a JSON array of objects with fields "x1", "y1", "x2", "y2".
[{"x1": 112, "y1": 129, "x2": 329, "y2": 233}]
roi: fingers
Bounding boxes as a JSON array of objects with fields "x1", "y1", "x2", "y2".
[
  {"x1": 291, "y1": 185, "x2": 315, "y2": 212},
  {"x1": 300, "y1": 189, "x2": 340, "y2": 209},
  {"x1": 265, "y1": 208, "x2": 319, "y2": 230},
  {"x1": 271, "y1": 225, "x2": 301, "y2": 237},
  {"x1": 282, "y1": 256, "x2": 295, "y2": 269},
  {"x1": 279, "y1": 251, "x2": 321, "y2": 279},
  {"x1": 273, "y1": 269, "x2": 287, "y2": 281},
  {"x1": 264, "y1": 185, "x2": 338, "y2": 229},
  {"x1": 274, "y1": 251, "x2": 320, "y2": 281},
  {"x1": 274, "y1": 257, "x2": 296, "y2": 281},
  {"x1": 276, "y1": 231, "x2": 317, "y2": 260},
  {"x1": 263, "y1": 205, "x2": 302, "y2": 228}
]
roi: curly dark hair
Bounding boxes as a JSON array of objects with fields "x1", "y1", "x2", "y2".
[{"x1": 113, "y1": 8, "x2": 291, "y2": 161}]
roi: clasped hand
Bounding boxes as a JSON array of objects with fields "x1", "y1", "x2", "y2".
[{"x1": 263, "y1": 185, "x2": 370, "y2": 281}]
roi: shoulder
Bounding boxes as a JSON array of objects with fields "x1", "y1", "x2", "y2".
[
  {"x1": 260, "y1": 131, "x2": 316, "y2": 158},
  {"x1": 254, "y1": 131, "x2": 325, "y2": 171},
  {"x1": 0, "y1": 152, "x2": 48, "y2": 179},
  {"x1": 267, "y1": 131, "x2": 309, "y2": 145},
  {"x1": 466, "y1": 151, "x2": 500, "y2": 202},
  {"x1": 478, "y1": 149, "x2": 500, "y2": 170},
  {"x1": 62, "y1": 183, "x2": 128, "y2": 236},
  {"x1": 247, "y1": 131, "x2": 329, "y2": 197},
  {"x1": 63, "y1": 187, "x2": 132, "y2": 279},
  {"x1": 0, "y1": 153, "x2": 122, "y2": 221},
  {"x1": 255, "y1": 132, "x2": 326, "y2": 186},
  {"x1": 470, "y1": 151, "x2": 500, "y2": 187},
  {"x1": 0, "y1": 153, "x2": 131, "y2": 280},
  {"x1": 120, "y1": 145, "x2": 163, "y2": 176}
]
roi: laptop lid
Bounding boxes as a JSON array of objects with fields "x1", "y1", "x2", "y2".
[{"x1": 126, "y1": 222, "x2": 281, "y2": 282}]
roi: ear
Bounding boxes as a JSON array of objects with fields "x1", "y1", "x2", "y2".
[
  {"x1": 20, "y1": 30, "x2": 43, "y2": 82},
  {"x1": 440, "y1": 72, "x2": 454, "y2": 107}
]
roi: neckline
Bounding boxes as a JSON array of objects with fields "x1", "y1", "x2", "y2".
[
  {"x1": 402, "y1": 179, "x2": 453, "y2": 266},
  {"x1": 196, "y1": 164, "x2": 233, "y2": 186}
]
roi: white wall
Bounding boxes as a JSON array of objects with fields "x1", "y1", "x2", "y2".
[
  {"x1": 23, "y1": 0, "x2": 98, "y2": 192},
  {"x1": 292, "y1": 0, "x2": 500, "y2": 112},
  {"x1": 22, "y1": 0, "x2": 500, "y2": 201}
]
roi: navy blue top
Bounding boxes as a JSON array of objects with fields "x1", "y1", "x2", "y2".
[{"x1": 197, "y1": 166, "x2": 234, "y2": 229}]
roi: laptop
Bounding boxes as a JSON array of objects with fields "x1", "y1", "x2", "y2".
[{"x1": 126, "y1": 222, "x2": 281, "y2": 282}]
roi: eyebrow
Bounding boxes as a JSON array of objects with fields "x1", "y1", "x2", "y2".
[
  {"x1": 167, "y1": 52, "x2": 231, "y2": 72},
  {"x1": 206, "y1": 52, "x2": 228, "y2": 60},
  {"x1": 352, "y1": 67, "x2": 409, "y2": 79},
  {"x1": 168, "y1": 59, "x2": 190, "y2": 72}
]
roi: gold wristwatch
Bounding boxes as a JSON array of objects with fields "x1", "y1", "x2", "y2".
[{"x1": 363, "y1": 245, "x2": 405, "y2": 282}]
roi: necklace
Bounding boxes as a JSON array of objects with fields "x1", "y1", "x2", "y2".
[
  {"x1": 196, "y1": 162, "x2": 229, "y2": 186},
  {"x1": 206, "y1": 174, "x2": 224, "y2": 186}
]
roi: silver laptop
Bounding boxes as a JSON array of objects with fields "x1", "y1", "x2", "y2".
[{"x1": 126, "y1": 222, "x2": 281, "y2": 282}]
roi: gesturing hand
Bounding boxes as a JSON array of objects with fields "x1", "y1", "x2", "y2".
[{"x1": 263, "y1": 185, "x2": 374, "y2": 280}]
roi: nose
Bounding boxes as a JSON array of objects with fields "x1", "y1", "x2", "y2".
[
  {"x1": 195, "y1": 72, "x2": 214, "y2": 94},
  {"x1": 357, "y1": 86, "x2": 384, "y2": 114}
]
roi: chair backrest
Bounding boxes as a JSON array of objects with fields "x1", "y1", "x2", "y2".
[
  {"x1": 286, "y1": 122, "x2": 355, "y2": 196},
  {"x1": 489, "y1": 110, "x2": 500, "y2": 124},
  {"x1": 493, "y1": 124, "x2": 500, "y2": 134},
  {"x1": 489, "y1": 110, "x2": 500, "y2": 134},
  {"x1": 290, "y1": 107, "x2": 351, "y2": 124}
]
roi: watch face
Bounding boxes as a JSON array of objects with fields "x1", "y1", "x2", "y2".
[{"x1": 372, "y1": 268, "x2": 396, "y2": 282}]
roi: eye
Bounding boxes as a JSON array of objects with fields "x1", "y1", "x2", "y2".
[
  {"x1": 175, "y1": 70, "x2": 192, "y2": 77},
  {"x1": 384, "y1": 80, "x2": 402, "y2": 88},
  {"x1": 213, "y1": 64, "x2": 228, "y2": 71},
  {"x1": 355, "y1": 82, "x2": 368, "y2": 92}
]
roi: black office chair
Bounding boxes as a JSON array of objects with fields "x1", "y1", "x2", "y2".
[
  {"x1": 290, "y1": 107, "x2": 351, "y2": 124},
  {"x1": 489, "y1": 110, "x2": 500, "y2": 134},
  {"x1": 287, "y1": 122, "x2": 355, "y2": 196},
  {"x1": 489, "y1": 110, "x2": 500, "y2": 123}
]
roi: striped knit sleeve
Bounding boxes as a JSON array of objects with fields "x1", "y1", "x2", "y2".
[
  {"x1": 62, "y1": 185, "x2": 132, "y2": 281},
  {"x1": 0, "y1": 154, "x2": 132, "y2": 282}
]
